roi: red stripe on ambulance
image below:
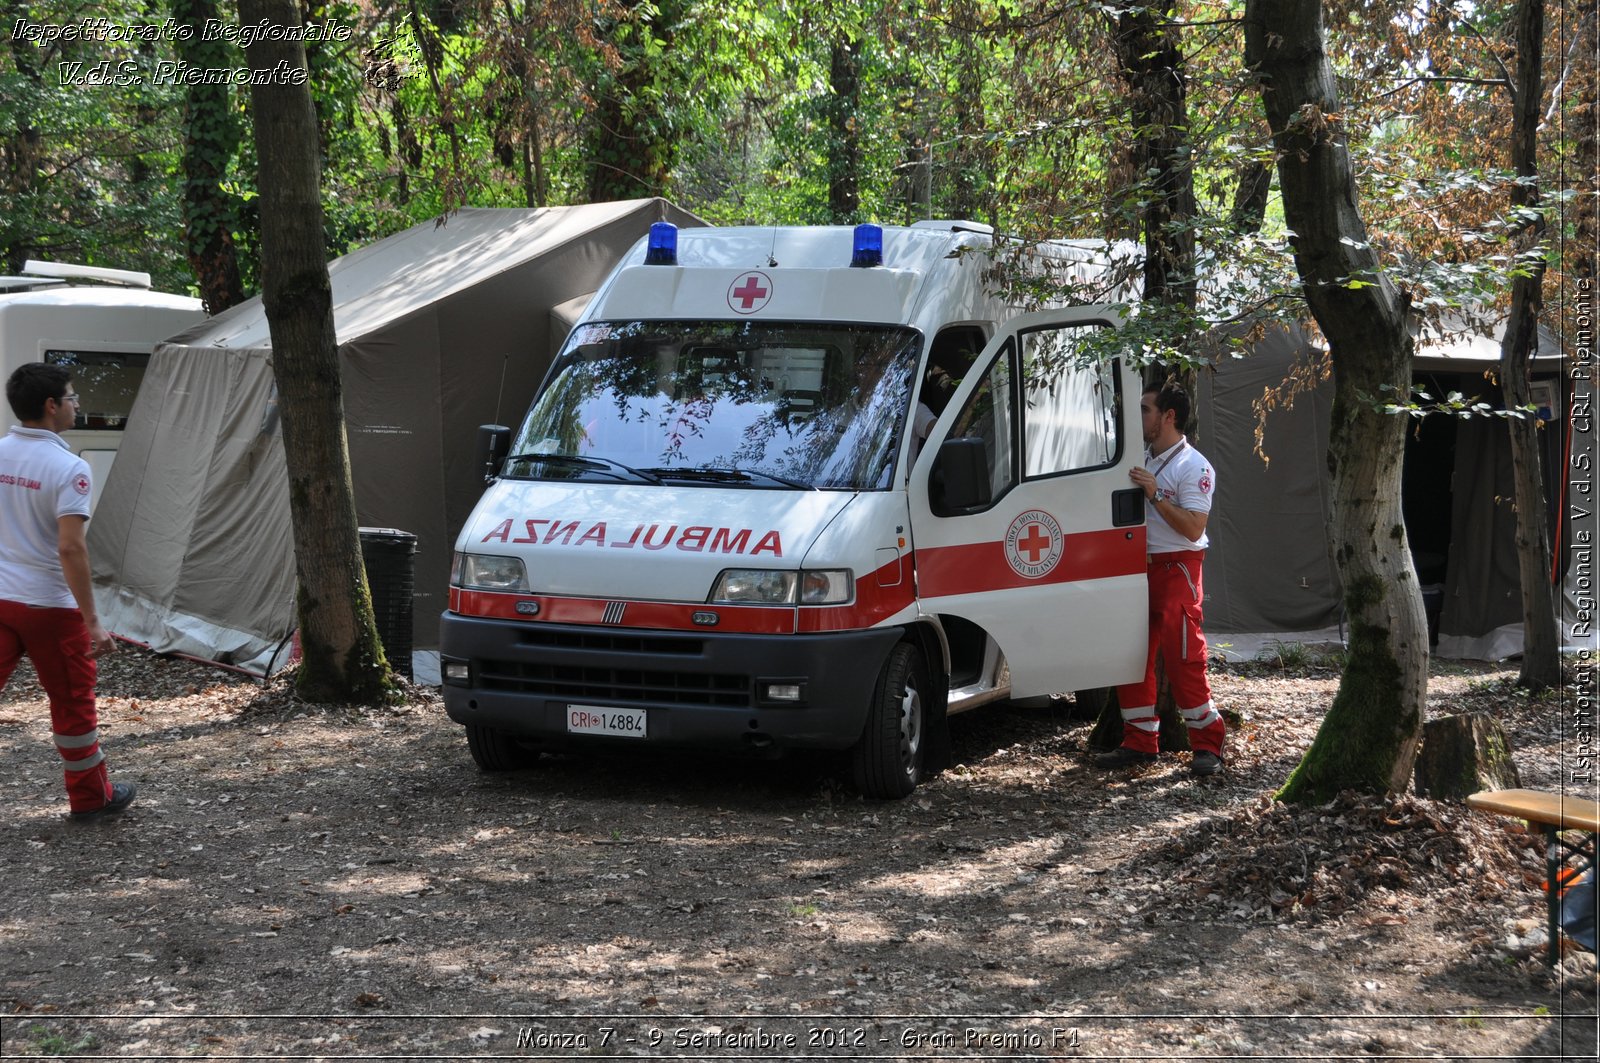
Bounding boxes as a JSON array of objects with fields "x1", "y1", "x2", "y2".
[{"x1": 916, "y1": 527, "x2": 1146, "y2": 596}]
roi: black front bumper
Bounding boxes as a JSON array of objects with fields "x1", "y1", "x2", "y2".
[{"x1": 439, "y1": 612, "x2": 904, "y2": 753}]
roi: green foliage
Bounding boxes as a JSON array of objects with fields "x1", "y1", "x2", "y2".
[
  {"x1": 1376, "y1": 382, "x2": 1539, "y2": 421},
  {"x1": 2, "y1": 0, "x2": 189, "y2": 288},
  {"x1": 2, "y1": 0, "x2": 1582, "y2": 350}
]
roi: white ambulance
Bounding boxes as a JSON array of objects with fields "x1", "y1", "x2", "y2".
[{"x1": 440, "y1": 222, "x2": 1150, "y2": 797}]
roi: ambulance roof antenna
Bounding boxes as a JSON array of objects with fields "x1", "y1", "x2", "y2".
[
  {"x1": 767, "y1": 227, "x2": 778, "y2": 268},
  {"x1": 494, "y1": 354, "x2": 509, "y2": 428}
]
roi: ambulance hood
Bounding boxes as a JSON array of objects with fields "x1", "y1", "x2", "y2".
[{"x1": 464, "y1": 481, "x2": 855, "y2": 602}]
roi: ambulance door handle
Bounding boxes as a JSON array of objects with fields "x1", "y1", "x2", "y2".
[{"x1": 1112, "y1": 487, "x2": 1144, "y2": 527}]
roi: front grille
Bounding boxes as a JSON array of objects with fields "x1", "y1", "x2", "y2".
[
  {"x1": 480, "y1": 660, "x2": 752, "y2": 707},
  {"x1": 515, "y1": 629, "x2": 703, "y2": 655}
]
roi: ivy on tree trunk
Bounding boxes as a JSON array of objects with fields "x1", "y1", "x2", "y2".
[
  {"x1": 174, "y1": 0, "x2": 246, "y2": 315},
  {"x1": 241, "y1": 0, "x2": 394, "y2": 705},
  {"x1": 585, "y1": 0, "x2": 682, "y2": 203},
  {"x1": 1245, "y1": 0, "x2": 1430, "y2": 803},
  {"x1": 827, "y1": 33, "x2": 862, "y2": 225}
]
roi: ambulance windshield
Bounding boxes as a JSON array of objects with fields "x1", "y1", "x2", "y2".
[{"x1": 506, "y1": 321, "x2": 921, "y2": 490}]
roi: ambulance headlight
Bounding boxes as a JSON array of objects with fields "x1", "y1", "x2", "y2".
[
  {"x1": 452, "y1": 551, "x2": 529, "y2": 592},
  {"x1": 799, "y1": 569, "x2": 852, "y2": 605},
  {"x1": 709, "y1": 569, "x2": 853, "y2": 605},
  {"x1": 710, "y1": 569, "x2": 796, "y2": 604}
]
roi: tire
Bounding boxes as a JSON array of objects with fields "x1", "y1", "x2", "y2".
[
  {"x1": 852, "y1": 642, "x2": 927, "y2": 799},
  {"x1": 465, "y1": 725, "x2": 540, "y2": 771}
]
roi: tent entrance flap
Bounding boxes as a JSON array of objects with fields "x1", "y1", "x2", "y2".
[{"x1": 88, "y1": 345, "x2": 296, "y2": 673}]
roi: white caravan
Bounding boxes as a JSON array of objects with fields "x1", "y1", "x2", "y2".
[
  {"x1": 0, "y1": 262, "x2": 205, "y2": 511},
  {"x1": 440, "y1": 222, "x2": 1150, "y2": 797}
]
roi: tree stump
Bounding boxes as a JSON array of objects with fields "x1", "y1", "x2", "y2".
[{"x1": 1413, "y1": 713, "x2": 1522, "y2": 799}]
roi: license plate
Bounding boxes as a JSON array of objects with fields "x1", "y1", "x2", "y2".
[{"x1": 566, "y1": 704, "x2": 648, "y2": 739}]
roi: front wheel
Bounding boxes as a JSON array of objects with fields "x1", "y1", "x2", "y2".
[
  {"x1": 852, "y1": 642, "x2": 927, "y2": 799},
  {"x1": 466, "y1": 724, "x2": 541, "y2": 771}
]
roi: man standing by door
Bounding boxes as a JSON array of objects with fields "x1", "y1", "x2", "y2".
[
  {"x1": 1095, "y1": 380, "x2": 1227, "y2": 777},
  {"x1": 0, "y1": 363, "x2": 135, "y2": 817}
]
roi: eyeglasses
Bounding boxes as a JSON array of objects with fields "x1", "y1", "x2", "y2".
[{"x1": 59, "y1": 393, "x2": 80, "y2": 405}]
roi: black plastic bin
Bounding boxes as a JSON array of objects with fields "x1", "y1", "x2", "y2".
[{"x1": 359, "y1": 527, "x2": 417, "y2": 680}]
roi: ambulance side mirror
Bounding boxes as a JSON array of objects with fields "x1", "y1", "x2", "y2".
[
  {"x1": 931, "y1": 436, "x2": 991, "y2": 516},
  {"x1": 476, "y1": 424, "x2": 511, "y2": 483}
]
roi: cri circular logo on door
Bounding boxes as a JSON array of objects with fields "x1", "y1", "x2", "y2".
[{"x1": 1004, "y1": 509, "x2": 1063, "y2": 579}]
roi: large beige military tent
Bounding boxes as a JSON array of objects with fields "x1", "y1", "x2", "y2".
[
  {"x1": 89, "y1": 199, "x2": 703, "y2": 676},
  {"x1": 1196, "y1": 316, "x2": 1586, "y2": 661}
]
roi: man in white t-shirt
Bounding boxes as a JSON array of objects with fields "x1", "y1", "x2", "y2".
[
  {"x1": 1095, "y1": 380, "x2": 1227, "y2": 777},
  {"x1": 0, "y1": 363, "x2": 134, "y2": 817}
]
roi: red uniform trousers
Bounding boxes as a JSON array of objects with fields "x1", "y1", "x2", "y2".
[
  {"x1": 0, "y1": 599, "x2": 112, "y2": 812},
  {"x1": 1114, "y1": 551, "x2": 1225, "y2": 756}
]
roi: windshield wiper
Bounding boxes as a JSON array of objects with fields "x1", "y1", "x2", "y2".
[
  {"x1": 504, "y1": 453, "x2": 662, "y2": 484},
  {"x1": 640, "y1": 466, "x2": 814, "y2": 491}
]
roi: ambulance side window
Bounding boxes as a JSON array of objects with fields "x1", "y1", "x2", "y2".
[
  {"x1": 1020, "y1": 326, "x2": 1121, "y2": 478},
  {"x1": 947, "y1": 341, "x2": 1018, "y2": 502}
]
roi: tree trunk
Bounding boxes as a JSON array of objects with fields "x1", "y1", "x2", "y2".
[
  {"x1": 827, "y1": 34, "x2": 862, "y2": 224},
  {"x1": 1500, "y1": 0, "x2": 1560, "y2": 691},
  {"x1": 948, "y1": 0, "x2": 992, "y2": 224},
  {"x1": 525, "y1": 94, "x2": 547, "y2": 208},
  {"x1": 1108, "y1": 0, "x2": 1197, "y2": 317},
  {"x1": 174, "y1": 0, "x2": 246, "y2": 315},
  {"x1": 586, "y1": 0, "x2": 680, "y2": 203},
  {"x1": 1245, "y1": 0, "x2": 1429, "y2": 803},
  {"x1": 241, "y1": 0, "x2": 394, "y2": 705},
  {"x1": 3, "y1": 23, "x2": 45, "y2": 270},
  {"x1": 1573, "y1": 6, "x2": 1598, "y2": 293},
  {"x1": 1229, "y1": 159, "x2": 1272, "y2": 234}
]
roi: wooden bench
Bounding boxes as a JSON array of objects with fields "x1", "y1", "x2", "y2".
[{"x1": 1467, "y1": 788, "x2": 1599, "y2": 965}]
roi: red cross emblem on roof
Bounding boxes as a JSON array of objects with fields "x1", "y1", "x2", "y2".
[{"x1": 727, "y1": 271, "x2": 773, "y2": 315}]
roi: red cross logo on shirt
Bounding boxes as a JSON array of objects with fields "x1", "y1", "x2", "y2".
[
  {"x1": 1017, "y1": 523, "x2": 1051, "y2": 563},
  {"x1": 72, "y1": 473, "x2": 90, "y2": 496},
  {"x1": 727, "y1": 272, "x2": 773, "y2": 314}
]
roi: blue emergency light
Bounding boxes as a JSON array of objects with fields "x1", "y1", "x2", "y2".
[
  {"x1": 644, "y1": 222, "x2": 678, "y2": 265},
  {"x1": 850, "y1": 223, "x2": 883, "y2": 268}
]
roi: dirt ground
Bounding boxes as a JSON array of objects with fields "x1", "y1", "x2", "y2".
[{"x1": 1, "y1": 647, "x2": 1596, "y2": 1061}]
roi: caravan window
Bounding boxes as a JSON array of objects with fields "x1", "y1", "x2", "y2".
[
  {"x1": 508, "y1": 321, "x2": 921, "y2": 490},
  {"x1": 45, "y1": 350, "x2": 149, "y2": 431}
]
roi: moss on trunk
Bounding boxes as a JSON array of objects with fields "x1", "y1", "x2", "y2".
[{"x1": 1277, "y1": 599, "x2": 1418, "y2": 803}]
